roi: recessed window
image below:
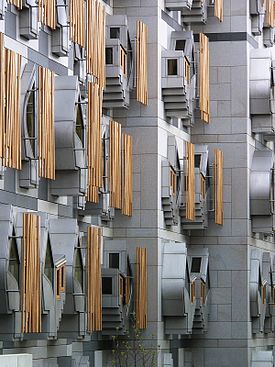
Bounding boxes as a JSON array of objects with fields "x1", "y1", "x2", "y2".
[
  {"x1": 110, "y1": 27, "x2": 120, "y2": 39},
  {"x1": 175, "y1": 39, "x2": 186, "y2": 51},
  {"x1": 195, "y1": 154, "x2": 201, "y2": 168},
  {"x1": 191, "y1": 257, "x2": 201, "y2": 273},
  {"x1": 106, "y1": 47, "x2": 113, "y2": 65},
  {"x1": 109, "y1": 253, "x2": 120, "y2": 269},
  {"x1": 102, "y1": 277, "x2": 113, "y2": 295},
  {"x1": 26, "y1": 83, "x2": 36, "y2": 153},
  {"x1": 8, "y1": 235, "x2": 19, "y2": 283},
  {"x1": 76, "y1": 105, "x2": 84, "y2": 144},
  {"x1": 44, "y1": 240, "x2": 54, "y2": 288},
  {"x1": 167, "y1": 59, "x2": 178, "y2": 76},
  {"x1": 74, "y1": 248, "x2": 83, "y2": 289}
]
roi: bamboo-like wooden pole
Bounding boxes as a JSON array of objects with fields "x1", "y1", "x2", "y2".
[
  {"x1": 135, "y1": 247, "x2": 148, "y2": 329},
  {"x1": 39, "y1": 0, "x2": 57, "y2": 30},
  {"x1": 185, "y1": 142, "x2": 195, "y2": 221},
  {"x1": 122, "y1": 133, "x2": 133, "y2": 216},
  {"x1": 136, "y1": 21, "x2": 148, "y2": 105},
  {"x1": 69, "y1": 0, "x2": 85, "y2": 47},
  {"x1": 214, "y1": 0, "x2": 223, "y2": 22},
  {"x1": 199, "y1": 33, "x2": 210, "y2": 123},
  {"x1": 7, "y1": 0, "x2": 22, "y2": 9},
  {"x1": 214, "y1": 149, "x2": 224, "y2": 225},
  {"x1": 109, "y1": 120, "x2": 122, "y2": 209}
]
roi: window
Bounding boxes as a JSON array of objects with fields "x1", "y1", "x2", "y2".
[
  {"x1": 191, "y1": 257, "x2": 201, "y2": 273},
  {"x1": 262, "y1": 284, "x2": 267, "y2": 304},
  {"x1": 170, "y1": 167, "x2": 177, "y2": 196},
  {"x1": 195, "y1": 154, "x2": 201, "y2": 168},
  {"x1": 102, "y1": 277, "x2": 112, "y2": 294},
  {"x1": 120, "y1": 275, "x2": 125, "y2": 303},
  {"x1": 201, "y1": 281, "x2": 206, "y2": 304},
  {"x1": 44, "y1": 240, "x2": 54, "y2": 288},
  {"x1": 120, "y1": 47, "x2": 127, "y2": 75},
  {"x1": 26, "y1": 84, "x2": 36, "y2": 154},
  {"x1": 56, "y1": 268, "x2": 61, "y2": 300},
  {"x1": 106, "y1": 47, "x2": 113, "y2": 65},
  {"x1": 175, "y1": 39, "x2": 186, "y2": 51},
  {"x1": 74, "y1": 248, "x2": 83, "y2": 289},
  {"x1": 167, "y1": 59, "x2": 178, "y2": 76},
  {"x1": 109, "y1": 253, "x2": 120, "y2": 269},
  {"x1": 184, "y1": 57, "x2": 190, "y2": 83},
  {"x1": 56, "y1": 264, "x2": 65, "y2": 300},
  {"x1": 76, "y1": 105, "x2": 84, "y2": 145},
  {"x1": 110, "y1": 27, "x2": 120, "y2": 39},
  {"x1": 8, "y1": 235, "x2": 19, "y2": 283}
]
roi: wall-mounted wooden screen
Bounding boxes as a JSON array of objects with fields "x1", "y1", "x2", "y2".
[
  {"x1": 22, "y1": 213, "x2": 41, "y2": 333},
  {"x1": 214, "y1": 149, "x2": 224, "y2": 225},
  {"x1": 135, "y1": 247, "x2": 148, "y2": 329},
  {"x1": 69, "y1": 0, "x2": 85, "y2": 48},
  {"x1": 56, "y1": 262, "x2": 66, "y2": 300},
  {"x1": 109, "y1": 120, "x2": 122, "y2": 209},
  {"x1": 122, "y1": 133, "x2": 133, "y2": 217},
  {"x1": 8, "y1": 0, "x2": 22, "y2": 9},
  {"x1": 199, "y1": 33, "x2": 210, "y2": 123},
  {"x1": 214, "y1": 0, "x2": 223, "y2": 22},
  {"x1": 185, "y1": 142, "x2": 195, "y2": 221},
  {"x1": 87, "y1": 81, "x2": 102, "y2": 203},
  {"x1": 136, "y1": 21, "x2": 148, "y2": 105},
  {"x1": 38, "y1": 66, "x2": 55, "y2": 180},
  {"x1": 38, "y1": 0, "x2": 57, "y2": 29},
  {"x1": 265, "y1": 0, "x2": 275, "y2": 27},
  {"x1": 3, "y1": 47, "x2": 22, "y2": 170},
  {"x1": 87, "y1": 0, "x2": 106, "y2": 90},
  {"x1": 87, "y1": 226, "x2": 102, "y2": 332}
]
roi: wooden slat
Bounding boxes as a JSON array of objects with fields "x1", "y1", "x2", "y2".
[
  {"x1": 214, "y1": 0, "x2": 223, "y2": 22},
  {"x1": 69, "y1": 0, "x2": 85, "y2": 47},
  {"x1": 7, "y1": 0, "x2": 22, "y2": 9},
  {"x1": 22, "y1": 213, "x2": 41, "y2": 333},
  {"x1": 136, "y1": 21, "x2": 148, "y2": 105},
  {"x1": 265, "y1": 0, "x2": 275, "y2": 27},
  {"x1": 3, "y1": 47, "x2": 21, "y2": 170},
  {"x1": 121, "y1": 133, "x2": 133, "y2": 216},
  {"x1": 87, "y1": 81, "x2": 102, "y2": 203},
  {"x1": 135, "y1": 247, "x2": 147, "y2": 329},
  {"x1": 38, "y1": 0, "x2": 56, "y2": 30},
  {"x1": 109, "y1": 120, "x2": 122, "y2": 209},
  {"x1": 38, "y1": 66, "x2": 55, "y2": 180},
  {"x1": 185, "y1": 142, "x2": 195, "y2": 221},
  {"x1": 87, "y1": 226, "x2": 102, "y2": 332},
  {"x1": 200, "y1": 174, "x2": 206, "y2": 200},
  {"x1": 86, "y1": 0, "x2": 106, "y2": 90},
  {"x1": 214, "y1": 149, "x2": 224, "y2": 225},
  {"x1": 0, "y1": 33, "x2": 4, "y2": 160},
  {"x1": 199, "y1": 33, "x2": 210, "y2": 123}
]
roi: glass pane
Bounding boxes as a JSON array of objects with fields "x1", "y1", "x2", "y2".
[
  {"x1": 106, "y1": 47, "x2": 113, "y2": 65},
  {"x1": 8, "y1": 236, "x2": 19, "y2": 283},
  {"x1": 76, "y1": 106, "x2": 84, "y2": 144},
  {"x1": 191, "y1": 257, "x2": 201, "y2": 273},
  {"x1": 109, "y1": 253, "x2": 119, "y2": 269},
  {"x1": 110, "y1": 27, "x2": 120, "y2": 39},
  {"x1": 26, "y1": 84, "x2": 36, "y2": 153},
  {"x1": 102, "y1": 277, "x2": 112, "y2": 294},
  {"x1": 45, "y1": 241, "x2": 54, "y2": 288},
  {"x1": 74, "y1": 248, "x2": 83, "y2": 289},
  {"x1": 167, "y1": 59, "x2": 178, "y2": 76}
]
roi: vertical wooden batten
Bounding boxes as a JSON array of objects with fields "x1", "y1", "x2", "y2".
[
  {"x1": 22, "y1": 213, "x2": 41, "y2": 334},
  {"x1": 214, "y1": 149, "x2": 224, "y2": 225},
  {"x1": 109, "y1": 120, "x2": 122, "y2": 209},
  {"x1": 69, "y1": 0, "x2": 85, "y2": 47},
  {"x1": 38, "y1": 66, "x2": 55, "y2": 180},
  {"x1": 136, "y1": 21, "x2": 148, "y2": 105},
  {"x1": 86, "y1": 0, "x2": 106, "y2": 90},
  {"x1": 38, "y1": 0, "x2": 57, "y2": 30},
  {"x1": 122, "y1": 133, "x2": 133, "y2": 217},
  {"x1": 8, "y1": 0, "x2": 23, "y2": 9},
  {"x1": 199, "y1": 33, "x2": 210, "y2": 123},
  {"x1": 135, "y1": 247, "x2": 148, "y2": 329},
  {"x1": 87, "y1": 226, "x2": 102, "y2": 332},
  {"x1": 214, "y1": 0, "x2": 223, "y2": 22},
  {"x1": 185, "y1": 142, "x2": 195, "y2": 221},
  {"x1": 87, "y1": 81, "x2": 102, "y2": 203}
]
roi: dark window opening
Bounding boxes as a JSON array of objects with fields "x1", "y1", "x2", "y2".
[
  {"x1": 56, "y1": 268, "x2": 61, "y2": 299},
  {"x1": 175, "y1": 39, "x2": 186, "y2": 51},
  {"x1": 106, "y1": 47, "x2": 114, "y2": 64},
  {"x1": 45, "y1": 240, "x2": 54, "y2": 288},
  {"x1": 110, "y1": 27, "x2": 120, "y2": 39},
  {"x1": 9, "y1": 235, "x2": 19, "y2": 283},
  {"x1": 76, "y1": 105, "x2": 84, "y2": 144},
  {"x1": 26, "y1": 83, "x2": 36, "y2": 153},
  {"x1": 102, "y1": 277, "x2": 113, "y2": 294},
  {"x1": 195, "y1": 154, "x2": 201, "y2": 168},
  {"x1": 109, "y1": 253, "x2": 120, "y2": 269},
  {"x1": 168, "y1": 59, "x2": 178, "y2": 76},
  {"x1": 191, "y1": 257, "x2": 202, "y2": 273},
  {"x1": 74, "y1": 248, "x2": 83, "y2": 289}
]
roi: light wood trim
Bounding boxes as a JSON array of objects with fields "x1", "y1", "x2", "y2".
[
  {"x1": 122, "y1": 133, "x2": 133, "y2": 216},
  {"x1": 136, "y1": 21, "x2": 148, "y2": 105},
  {"x1": 0, "y1": 33, "x2": 4, "y2": 160},
  {"x1": 185, "y1": 142, "x2": 195, "y2": 221},
  {"x1": 214, "y1": 0, "x2": 223, "y2": 22},
  {"x1": 262, "y1": 284, "x2": 267, "y2": 305},
  {"x1": 109, "y1": 120, "x2": 122, "y2": 209},
  {"x1": 135, "y1": 247, "x2": 147, "y2": 329},
  {"x1": 191, "y1": 281, "x2": 196, "y2": 304},
  {"x1": 214, "y1": 149, "x2": 224, "y2": 225},
  {"x1": 265, "y1": 0, "x2": 275, "y2": 27},
  {"x1": 199, "y1": 33, "x2": 210, "y2": 123},
  {"x1": 38, "y1": 0, "x2": 57, "y2": 30},
  {"x1": 125, "y1": 277, "x2": 131, "y2": 305},
  {"x1": 69, "y1": 0, "x2": 85, "y2": 48},
  {"x1": 184, "y1": 57, "x2": 190, "y2": 84},
  {"x1": 87, "y1": 81, "x2": 103, "y2": 203},
  {"x1": 22, "y1": 213, "x2": 41, "y2": 334},
  {"x1": 170, "y1": 167, "x2": 177, "y2": 196},
  {"x1": 38, "y1": 66, "x2": 55, "y2": 180},
  {"x1": 120, "y1": 46, "x2": 127, "y2": 76},
  {"x1": 56, "y1": 263, "x2": 66, "y2": 300},
  {"x1": 8, "y1": 0, "x2": 22, "y2": 9},
  {"x1": 87, "y1": 226, "x2": 102, "y2": 332},
  {"x1": 3, "y1": 47, "x2": 22, "y2": 170},
  {"x1": 201, "y1": 174, "x2": 206, "y2": 200},
  {"x1": 86, "y1": 0, "x2": 106, "y2": 90}
]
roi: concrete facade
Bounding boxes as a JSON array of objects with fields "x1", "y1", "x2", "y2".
[{"x1": 0, "y1": 0, "x2": 274, "y2": 366}]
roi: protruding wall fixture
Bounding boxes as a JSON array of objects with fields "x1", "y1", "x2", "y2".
[{"x1": 136, "y1": 20, "x2": 148, "y2": 105}]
